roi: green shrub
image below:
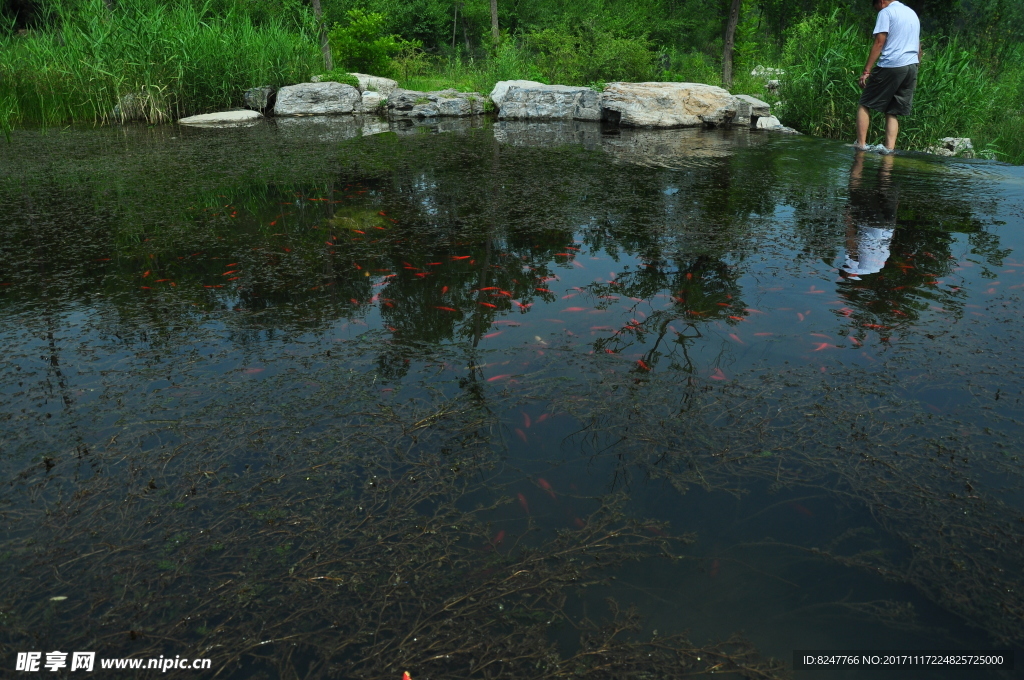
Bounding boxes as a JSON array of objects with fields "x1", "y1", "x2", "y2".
[
  {"x1": 327, "y1": 9, "x2": 417, "y2": 78},
  {"x1": 529, "y1": 24, "x2": 656, "y2": 86}
]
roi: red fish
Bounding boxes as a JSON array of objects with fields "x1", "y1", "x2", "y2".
[
  {"x1": 483, "y1": 331, "x2": 502, "y2": 339},
  {"x1": 142, "y1": 271, "x2": 150, "y2": 278},
  {"x1": 402, "y1": 672, "x2": 412, "y2": 680},
  {"x1": 797, "y1": 312, "x2": 805, "y2": 321},
  {"x1": 477, "y1": 286, "x2": 499, "y2": 291},
  {"x1": 710, "y1": 368, "x2": 727, "y2": 381},
  {"x1": 728, "y1": 333, "x2": 744, "y2": 345},
  {"x1": 435, "y1": 306, "x2": 458, "y2": 312},
  {"x1": 491, "y1": 530, "x2": 505, "y2": 547},
  {"x1": 812, "y1": 342, "x2": 829, "y2": 351},
  {"x1": 564, "y1": 307, "x2": 586, "y2": 312},
  {"x1": 636, "y1": 359, "x2": 651, "y2": 371},
  {"x1": 487, "y1": 374, "x2": 511, "y2": 382},
  {"x1": 573, "y1": 517, "x2": 585, "y2": 529},
  {"x1": 536, "y1": 413, "x2": 549, "y2": 424},
  {"x1": 535, "y1": 288, "x2": 552, "y2": 293},
  {"x1": 515, "y1": 428, "x2": 528, "y2": 443},
  {"x1": 441, "y1": 286, "x2": 449, "y2": 294},
  {"x1": 537, "y1": 478, "x2": 556, "y2": 499},
  {"x1": 728, "y1": 315, "x2": 745, "y2": 321},
  {"x1": 522, "y1": 412, "x2": 532, "y2": 428},
  {"x1": 790, "y1": 502, "x2": 814, "y2": 517},
  {"x1": 517, "y1": 493, "x2": 530, "y2": 514},
  {"x1": 513, "y1": 301, "x2": 532, "y2": 310},
  {"x1": 479, "y1": 302, "x2": 497, "y2": 308}
]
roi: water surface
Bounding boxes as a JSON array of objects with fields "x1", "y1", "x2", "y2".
[{"x1": 1, "y1": 115, "x2": 1022, "y2": 678}]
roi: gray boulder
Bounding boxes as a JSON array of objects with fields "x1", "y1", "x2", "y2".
[
  {"x1": 350, "y1": 73, "x2": 399, "y2": 98},
  {"x1": 497, "y1": 84, "x2": 600, "y2": 121},
  {"x1": 734, "y1": 94, "x2": 771, "y2": 127},
  {"x1": 600, "y1": 82, "x2": 739, "y2": 128},
  {"x1": 489, "y1": 80, "x2": 545, "y2": 108},
  {"x1": 178, "y1": 110, "x2": 263, "y2": 128},
  {"x1": 927, "y1": 137, "x2": 974, "y2": 157},
  {"x1": 357, "y1": 91, "x2": 384, "y2": 114},
  {"x1": 387, "y1": 89, "x2": 484, "y2": 118},
  {"x1": 273, "y1": 82, "x2": 361, "y2": 116},
  {"x1": 243, "y1": 86, "x2": 276, "y2": 113}
]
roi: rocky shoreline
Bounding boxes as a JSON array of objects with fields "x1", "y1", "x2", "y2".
[{"x1": 177, "y1": 73, "x2": 797, "y2": 134}]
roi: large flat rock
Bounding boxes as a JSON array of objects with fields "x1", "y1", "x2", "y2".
[
  {"x1": 489, "y1": 80, "x2": 545, "y2": 108},
  {"x1": 387, "y1": 89, "x2": 484, "y2": 118},
  {"x1": 497, "y1": 84, "x2": 600, "y2": 121},
  {"x1": 178, "y1": 110, "x2": 263, "y2": 127},
  {"x1": 600, "y1": 82, "x2": 739, "y2": 128},
  {"x1": 273, "y1": 82, "x2": 361, "y2": 116}
]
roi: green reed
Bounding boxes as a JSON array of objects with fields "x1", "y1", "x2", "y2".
[
  {"x1": 778, "y1": 11, "x2": 1023, "y2": 163},
  {"x1": 0, "y1": 0, "x2": 320, "y2": 127}
]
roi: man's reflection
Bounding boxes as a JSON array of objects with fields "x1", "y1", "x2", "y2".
[{"x1": 842, "y1": 152, "x2": 897, "y2": 279}]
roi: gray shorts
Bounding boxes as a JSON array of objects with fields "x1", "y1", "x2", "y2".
[{"x1": 860, "y1": 63, "x2": 918, "y2": 116}]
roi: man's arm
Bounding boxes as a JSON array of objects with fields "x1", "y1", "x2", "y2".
[{"x1": 859, "y1": 32, "x2": 888, "y2": 88}]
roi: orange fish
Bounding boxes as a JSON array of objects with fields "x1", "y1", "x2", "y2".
[
  {"x1": 477, "y1": 287, "x2": 499, "y2": 291},
  {"x1": 537, "y1": 478, "x2": 555, "y2": 499},
  {"x1": 487, "y1": 374, "x2": 511, "y2": 382},
  {"x1": 435, "y1": 306, "x2": 458, "y2": 312},
  {"x1": 710, "y1": 368, "x2": 727, "y2": 381},
  {"x1": 142, "y1": 271, "x2": 150, "y2": 278},
  {"x1": 728, "y1": 333, "x2": 744, "y2": 345},
  {"x1": 536, "y1": 413, "x2": 549, "y2": 424},
  {"x1": 812, "y1": 342, "x2": 829, "y2": 351},
  {"x1": 483, "y1": 331, "x2": 502, "y2": 339},
  {"x1": 515, "y1": 428, "x2": 528, "y2": 443},
  {"x1": 728, "y1": 315, "x2": 744, "y2": 321},
  {"x1": 517, "y1": 493, "x2": 530, "y2": 514},
  {"x1": 513, "y1": 301, "x2": 532, "y2": 310},
  {"x1": 564, "y1": 307, "x2": 586, "y2": 312},
  {"x1": 479, "y1": 302, "x2": 497, "y2": 308},
  {"x1": 522, "y1": 412, "x2": 532, "y2": 428},
  {"x1": 451, "y1": 255, "x2": 471, "y2": 260},
  {"x1": 535, "y1": 288, "x2": 552, "y2": 293},
  {"x1": 636, "y1": 359, "x2": 651, "y2": 371}
]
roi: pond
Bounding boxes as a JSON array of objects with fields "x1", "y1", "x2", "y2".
[{"x1": 1, "y1": 115, "x2": 1022, "y2": 678}]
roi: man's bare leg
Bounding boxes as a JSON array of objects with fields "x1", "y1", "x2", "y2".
[
  {"x1": 855, "y1": 105, "x2": 872, "y2": 149},
  {"x1": 884, "y1": 114, "x2": 899, "y2": 150}
]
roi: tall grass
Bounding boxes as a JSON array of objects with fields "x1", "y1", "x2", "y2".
[
  {"x1": 778, "y1": 11, "x2": 1023, "y2": 163},
  {"x1": 0, "y1": 0, "x2": 320, "y2": 127}
]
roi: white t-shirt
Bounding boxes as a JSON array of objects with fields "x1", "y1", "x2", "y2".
[
  {"x1": 843, "y1": 226, "x2": 894, "y2": 277},
  {"x1": 874, "y1": 1, "x2": 921, "y2": 68}
]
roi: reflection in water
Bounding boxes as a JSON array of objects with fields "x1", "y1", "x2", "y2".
[
  {"x1": 1, "y1": 120, "x2": 1023, "y2": 678},
  {"x1": 842, "y1": 152, "x2": 897, "y2": 279}
]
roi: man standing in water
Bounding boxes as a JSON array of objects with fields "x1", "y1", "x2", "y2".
[{"x1": 855, "y1": 0, "x2": 921, "y2": 153}]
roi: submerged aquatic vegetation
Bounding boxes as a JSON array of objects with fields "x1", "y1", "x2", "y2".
[{"x1": 1, "y1": 118, "x2": 1022, "y2": 676}]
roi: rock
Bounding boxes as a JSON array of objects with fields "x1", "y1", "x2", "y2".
[
  {"x1": 273, "y1": 82, "x2": 361, "y2": 116},
  {"x1": 358, "y1": 91, "x2": 384, "y2": 114},
  {"x1": 178, "y1": 110, "x2": 263, "y2": 127},
  {"x1": 489, "y1": 80, "x2": 545, "y2": 107},
  {"x1": 243, "y1": 86, "x2": 276, "y2": 113},
  {"x1": 755, "y1": 115, "x2": 782, "y2": 129},
  {"x1": 387, "y1": 89, "x2": 484, "y2": 118},
  {"x1": 350, "y1": 73, "x2": 399, "y2": 98},
  {"x1": 497, "y1": 84, "x2": 600, "y2": 121},
  {"x1": 752, "y1": 115, "x2": 800, "y2": 134},
  {"x1": 942, "y1": 137, "x2": 974, "y2": 155},
  {"x1": 734, "y1": 94, "x2": 771, "y2": 127},
  {"x1": 599, "y1": 82, "x2": 739, "y2": 128}
]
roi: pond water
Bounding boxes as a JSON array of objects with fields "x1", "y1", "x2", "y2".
[{"x1": 1, "y1": 116, "x2": 1022, "y2": 678}]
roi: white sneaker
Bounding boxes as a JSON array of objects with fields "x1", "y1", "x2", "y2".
[{"x1": 874, "y1": 145, "x2": 895, "y2": 155}]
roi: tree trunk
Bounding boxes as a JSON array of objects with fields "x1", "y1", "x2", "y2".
[
  {"x1": 722, "y1": 0, "x2": 742, "y2": 89},
  {"x1": 311, "y1": 0, "x2": 334, "y2": 72},
  {"x1": 490, "y1": 0, "x2": 499, "y2": 45}
]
